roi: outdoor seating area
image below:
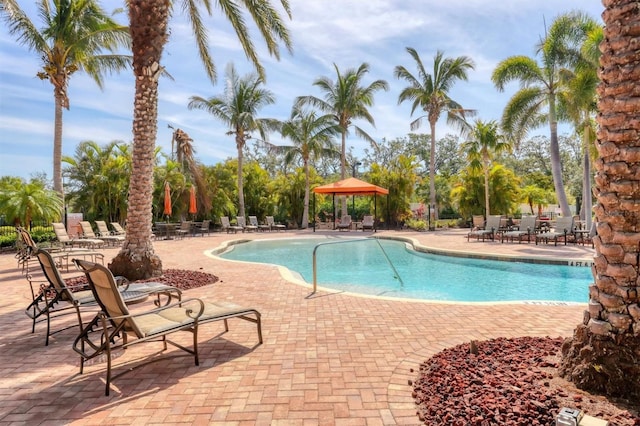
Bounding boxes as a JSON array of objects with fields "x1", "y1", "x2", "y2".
[
  {"x1": 1, "y1": 228, "x2": 593, "y2": 423},
  {"x1": 466, "y1": 214, "x2": 595, "y2": 247}
]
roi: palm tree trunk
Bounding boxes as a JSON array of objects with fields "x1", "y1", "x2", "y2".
[
  {"x1": 53, "y1": 94, "x2": 64, "y2": 196},
  {"x1": 339, "y1": 129, "x2": 347, "y2": 217},
  {"x1": 429, "y1": 120, "x2": 438, "y2": 221},
  {"x1": 110, "y1": 0, "x2": 169, "y2": 280},
  {"x1": 548, "y1": 94, "x2": 571, "y2": 216},
  {"x1": 302, "y1": 160, "x2": 310, "y2": 229},
  {"x1": 582, "y1": 123, "x2": 593, "y2": 231},
  {"x1": 484, "y1": 168, "x2": 490, "y2": 216},
  {"x1": 237, "y1": 135, "x2": 246, "y2": 218},
  {"x1": 560, "y1": 0, "x2": 640, "y2": 398}
]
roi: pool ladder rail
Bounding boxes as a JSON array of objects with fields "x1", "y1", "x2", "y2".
[{"x1": 311, "y1": 238, "x2": 404, "y2": 294}]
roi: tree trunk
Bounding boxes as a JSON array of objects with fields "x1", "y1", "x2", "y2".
[
  {"x1": 339, "y1": 128, "x2": 347, "y2": 217},
  {"x1": 302, "y1": 160, "x2": 310, "y2": 229},
  {"x1": 483, "y1": 153, "x2": 491, "y2": 216},
  {"x1": 237, "y1": 134, "x2": 245, "y2": 218},
  {"x1": 429, "y1": 120, "x2": 438, "y2": 221},
  {"x1": 110, "y1": 0, "x2": 169, "y2": 280},
  {"x1": 53, "y1": 93, "x2": 64, "y2": 196},
  {"x1": 548, "y1": 93, "x2": 572, "y2": 216},
  {"x1": 559, "y1": 0, "x2": 640, "y2": 398}
]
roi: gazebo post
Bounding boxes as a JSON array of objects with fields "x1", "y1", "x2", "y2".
[
  {"x1": 374, "y1": 194, "x2": 377, "y2": 232},
  {"x1": 313, "y1": 193, "x2": 316, "y2": 232},
  {"x1": 332, "y1": 194, "x2": 335, "y2": 230}
]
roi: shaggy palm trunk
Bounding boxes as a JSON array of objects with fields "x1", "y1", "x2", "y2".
[
  {"x1": 110, "y1": 0, "x2": 169, "y2": 280},
  {"x1": 560, "y1": 0, "x2": 640, "y2": 398},
  {"x1": 53, "y1": 93, "x2": 64, "y2": 197}
]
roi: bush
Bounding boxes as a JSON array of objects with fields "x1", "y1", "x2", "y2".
[
  {"x1": 405, "y1": 218, "x2": 428, "y2": 231},
  {"x1": 0, "y1": 233, "x2": 16, "y2": 248}
]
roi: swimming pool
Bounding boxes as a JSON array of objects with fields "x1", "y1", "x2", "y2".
[{"x1": 216, "y1": 237, "x2": 593, "y2": 303}]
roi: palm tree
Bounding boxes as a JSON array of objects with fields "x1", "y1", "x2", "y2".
[
  {"x1": 0, "y1": 0, "x2": 131, "y2": 197},
  {"x1": 394, "y1": 48, "x2": 475, "y2": 219},
  {"x1": 560, "y1": 0, "x2": 640, "y2": 398},
  {"x1": 188, "y1": 63, "x2": 276, "y2": 218},
  {"x1": 461, "y1": 120, "x2": 511, "y2": 216},
  {"x1": 168, "y1": 126, "x2": 210, "y2": 215},
  {"x1": 557, "y1": 17, "x2": 602, "y2": 232},
  {"x1": 110, "y1": 0, "x2": 291, "y2": 279},
  {"x1": 0, "y1": 178, "x2": 63, "y2": 229},
  {"x1": 296, "y1": 63, "x2": 389, "y2": 216},
  {"x1": 274, "y1": 107, "x2": 340, "y2": 228},
  {"x1": 492, "y1": 12, "x2": 595, "y2": 217}
]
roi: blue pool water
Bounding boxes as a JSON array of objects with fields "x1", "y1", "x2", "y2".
[{"x1": 217, "y1": 237, "x2": 593, "y2": 302}]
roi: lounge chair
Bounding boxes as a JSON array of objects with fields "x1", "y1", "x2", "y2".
[
  {"x1": 16, "y1": 226, "x2": 104, "y2": 273},
  {"x1": 266, "y1": 216, "x2": 286, "y2": 232},
  {"x1": 361, "y1": 215, "x2": 374, "y2": 231},
  {"x1": 110, "y1": 222, "x2": 126, "y2": 236},
  {"x1": 95, "y1": 221, "x2": 125, "y2": 245},
  {"x1": 79, "y1": 221, "x2": 119, "y2": 247},
  {"x1": 27, "y1": 249, "x2": 179, "y2": 346},
  {"x1": 467, "y1": 215, "x2": 502, "y2": 241},
  {"x1": 249, "y1": 215, "x2": 270, "y2": 232},
  {"x1": 174, "y1": 221, "x2": 192, "y2": 239},
  {"x1": 471, "y1": 215, "x2": 485, "y2": 230},
  {"x1": 535, "y1": 216, "x2": 575, "y2": 246},
  {"x1": 337, "y1": 215, "x2": 352, "y2": 231},
  {"x1": 193, "y1": 220, "x2": 211, "y2": 237},
  {"x1": 221, "y1": 216, "x2": 244, "y2": 233},
  {"x1": 501, "y1": 215, "x2": 537, "y2": 243},
  {"x1": 72, "y1": 259, "x2": 262, "y2": 395},
  {"x1": 53, "y1": 222, "x2": 104, "y2": 249},
  {"x1": 237, "y1": 216, "x2": 257, "y2": 232}
]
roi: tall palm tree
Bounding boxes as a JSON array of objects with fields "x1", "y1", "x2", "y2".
[
  {"x1": 0, "y1": 0, "x2": 131, "y2": 197},
  {"x1": 560, "y1": 0, "x2": 640, "y2": 398},
  {"x1": 296, "y1": 63, "x2": 388, "y2": 216},
  {"x1": 461, "y1": 120, "x2": 511, "y2": 216},
  {"x1": 168, "y1": 126, "x2": 210, "y2": 215},
  {"x1": 394, "y1": 48, "x2": 475, "y2": 219},
  {"x1": 492, "y1": 12, "x2": 594, "y2": 217},
  {"x1": 274, "y1": 107, "x2": 339, "y2": 228},
  {"x1": 110, "y1": 0, "x2": 291, "y2": 279},
  {"x1": 557, "y1": 18, "x2": 602, "y2": 232},
  {"x1": 188, "y1": 63, "x2": 276, "y2": 218}
]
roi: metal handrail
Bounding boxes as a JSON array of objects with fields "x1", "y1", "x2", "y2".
[{"x1": 311, "y1": 238, "x2": 404, "y2": 294}]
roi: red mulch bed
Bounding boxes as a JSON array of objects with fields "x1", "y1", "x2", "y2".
[
  {"x1": 412, "y1": 336, "x2": 640, "y2": 425},
  {"x1": 65, "y1": 268, "x2": 218, "y2": 291}
]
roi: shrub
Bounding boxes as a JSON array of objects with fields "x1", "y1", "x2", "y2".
[{"x1": 405, "y1": 218, "x2": 428, "y2": 231}]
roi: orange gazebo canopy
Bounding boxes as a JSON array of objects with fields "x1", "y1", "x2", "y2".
[{"x1": 313, "y1": 177, "x2": 388, "y2": 196}]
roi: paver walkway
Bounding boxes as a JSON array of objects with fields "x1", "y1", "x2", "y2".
[{"x1": 0, "y1": 228, "x2": 594, "y2": 425}]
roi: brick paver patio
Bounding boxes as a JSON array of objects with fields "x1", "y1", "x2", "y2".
[{"x1": 0, "y1": 228, "x2": 594, "y2": 425}]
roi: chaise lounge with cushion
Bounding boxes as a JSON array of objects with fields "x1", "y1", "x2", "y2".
[
  {"x1": 501, "y1": 215, "x2": 538, "y2": 243},
  {"x1": 72, "y1": 259, "x2": 262, "y2": 395},
  {"x1": 467, "y1": 215, "x2": 502, "y2": 242}
]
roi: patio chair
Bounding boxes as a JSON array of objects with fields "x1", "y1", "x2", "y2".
[
  {"x1": 193, "y1": 220, "x2": 211, "y2": 237},
  {"x1": 237, "y1": 216, "x2": 257, "y2": 232},
  {"x1": 95, "y1": 221, "x2": 125, "y2": 245},
  {"x1": 467, "y1": 215, "x2": 502, "y2": 241},
  {"x1": 53, "y1": 222, "x2": 104, "y2": 249},
  {"x1": 220, "y1": 216, "x2": 243, "y2": 233},
  {"x1": 174, "y1": 221, "x2": 192, "y2": 239},
  {"x1": 501, "y1": 215, "x2": 537, "y2": 243},
  {"x1": 471, "y1": 215, "x2": 485, "y2": 230},
  {"x1": 110, "y1": 222, "x2": 126, "y2": 236},
  {"x1": 337, "y1": 215, "x2": 352, "y2": 231},
  {"x1": 72, "y1": 259, "x2": 262, "y2": 395},
  {"x1": 535, "y1": 216, "x2": 576, "y2": 246},
  {"x1": 361, "y1": 215, "x2": 375, "y2": 231},
  {"x1": 16, "y1": 226, "x2": 104, "y2": 273},
  {"x1": 248, "y1": 215, "x2": 267, "y2": 232},
  {"x1": 27, "y1": 249, "x2": 175, "y2": 346},
  {"x1": 266, "y1": 216, "x2": 286, "y2": 232}
]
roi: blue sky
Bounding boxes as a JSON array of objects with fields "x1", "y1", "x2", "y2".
[{"x1": 0, "y1": 0, "x2": 603, "y2": 180}]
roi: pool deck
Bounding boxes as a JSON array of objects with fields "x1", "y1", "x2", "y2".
[{"x1": 0, "y1": 228, "x2": 594, "y2": 425}]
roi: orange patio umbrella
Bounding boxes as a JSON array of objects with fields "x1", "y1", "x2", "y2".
[
  {"x1": 189, "y1": 186, "x2": 197, "y2": 215},
  {"x1": 163, "y1": 182, "x2": 172, "y2": 218}
]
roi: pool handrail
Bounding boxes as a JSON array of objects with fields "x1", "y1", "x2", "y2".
[{"x1": 311, "y1": 238, "x2": 405, "y2": 294}]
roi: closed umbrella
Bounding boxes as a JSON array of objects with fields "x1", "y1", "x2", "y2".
[
  {"x1": 163, "y1": 182, "x2": 172, "y2": 219},
  {"x1": 189, "y1": 186, "x2": 197, "y2": 216}
]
